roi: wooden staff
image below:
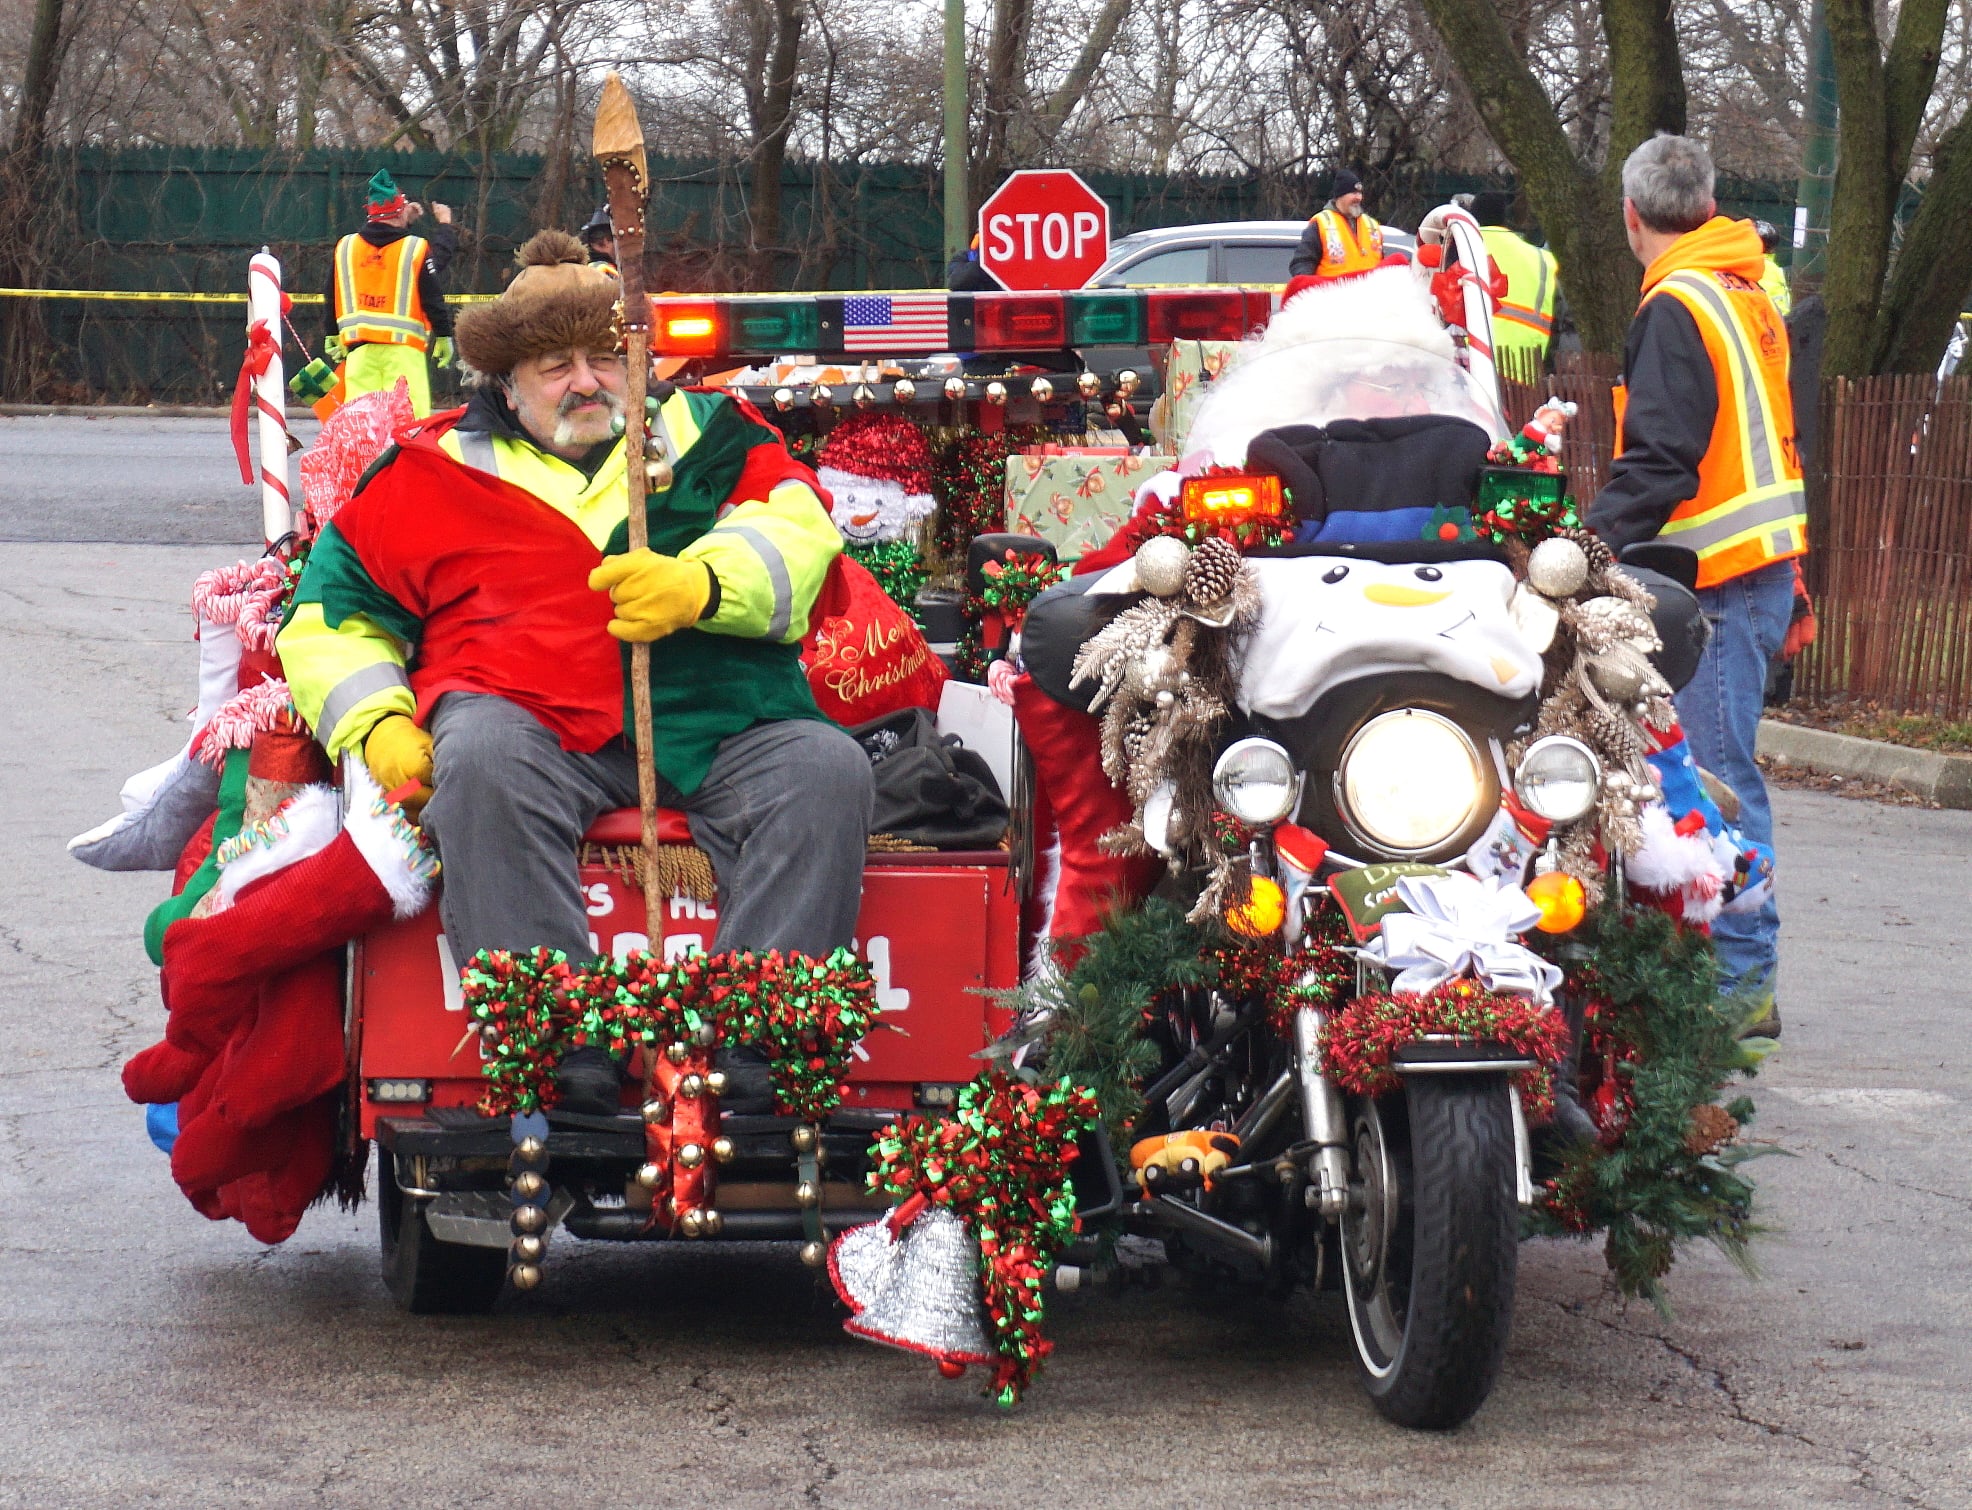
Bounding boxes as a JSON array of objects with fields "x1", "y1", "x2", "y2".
[{"x1": 593, "y1": 74, "x2": 664, "y2": 930}]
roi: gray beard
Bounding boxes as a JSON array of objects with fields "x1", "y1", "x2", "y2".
[{"x1": 550, "y1": 388, "x2": 625, "y2": 450}]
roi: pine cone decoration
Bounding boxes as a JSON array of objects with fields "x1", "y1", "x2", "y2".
[
  {"x1": 1184, "y1": 536, "x2": 1241, "y2": 605},
  {"x1": 1682, "y1": 1101, "x2": 1739, "y2": 1156}
]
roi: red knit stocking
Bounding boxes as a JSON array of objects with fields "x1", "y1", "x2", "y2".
[
  {"x1": 232, "y1": 1095, "x2": 338, "y2": 1246},
  {"x1": 173, "y1": 1093, "x2": 313, "y2": 1196},
  {"x1": 1011, "y1": 674, "x2": 1162, "y2": 960},
  {"x1": 123, "y1": 1033, "x2": 214, "y2": 1107},
  {"x1": 205, "y1": 950, "x2": 346, "y2": 1131},
  {"x1": 163, "y1": 829, "x2": 393, "y2": 1055}
]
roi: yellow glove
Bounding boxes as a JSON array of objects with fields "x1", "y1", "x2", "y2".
[
  {"x1": 432, "y1": 336, "x2": 455, "y2": 369},
  {"x1": 589, "y1": 550, "x2": 713, "y2": 643},
  {"x1": 323, "y1": 333, "x2": 346, "y2": 363},
  {"x1": 364, "y1": 714, "x2": 435, "y2": 809}
]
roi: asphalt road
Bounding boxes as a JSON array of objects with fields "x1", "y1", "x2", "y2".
[{"x1": 2, "y1": 417, "x2": 1969, "y2": 1508}]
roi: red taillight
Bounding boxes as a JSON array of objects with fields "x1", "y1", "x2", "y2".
[
  {"x1": 973, "y1": 293, "x2": 1067, "y2": 349},
  {"x1": 1179, "y1": 471, "x2": 1284, "y2": 524},
  {"x1": 1146, "y1": 289, "x2": 1250, "y2": 342},
  {"x1": 650, "y1": 298, "x2": 723, "y2": 356}
]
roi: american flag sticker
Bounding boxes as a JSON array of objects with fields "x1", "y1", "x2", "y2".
[{"x1": 841, "y1": 293, "x2": 949, "y2": 351}]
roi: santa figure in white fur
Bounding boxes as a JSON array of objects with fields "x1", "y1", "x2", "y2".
[{"x1": 814, "y1": 412, "x2": 939, "y2": 542}]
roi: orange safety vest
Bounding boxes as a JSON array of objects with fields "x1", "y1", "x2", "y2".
[
  {"x1": 1613, "y1": 266, "x2": 1807, "y2": 589},
  {"x1": 1309, "y1": 209, "x2": 1384, "y2": 278},
  {"x1": 333, "y1": 233, "x2": 432, "y2": 351}
]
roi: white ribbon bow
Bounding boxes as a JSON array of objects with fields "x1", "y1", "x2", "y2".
[{"x1": 1358, "y1": 872, "x2": 1563, "y2": 1006}]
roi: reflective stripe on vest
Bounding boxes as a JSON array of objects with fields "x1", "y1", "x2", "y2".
[
  {"x1": 1481, "y1": 228, "x2": 1556, "y2": 354},
  {"x1": 1311, "y1": 209, "x2": 1383, "y2": 277},
  {"x1": 1646, "y1": 270, "x2": 1807, "y2": 586},
  {"x1": 334, "y1": 233, "x2": 431, "y2": 350}
]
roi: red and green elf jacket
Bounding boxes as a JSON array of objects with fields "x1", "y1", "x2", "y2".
[{"x1": 277, "y1": 386, "x2": 840, "y2": 795}]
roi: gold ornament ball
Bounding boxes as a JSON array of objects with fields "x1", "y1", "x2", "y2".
[
  {"x1": 510, "y1": 1263, "x2": 543, "y2": 1291},
  {"x1": 641, "y1": 1097, "x2": 669, "y2": 1125},
  {"x1": 705, "y1": 1069, "x2": 730, "y2": 1096},
  {"x1": 1225, "y1": 875, "x2": 1288, "y2": 938},
  {"x1": 942, "y1": 376, "x2": 967, "y2": 402},
  {"x1": 700, "y1": 1208, "x2": 725, "y2": 1237},
  {"x1": 892, "y1": 378, "x2": 917, "y2": 404},
  {"x1": 511, "y1": 1233, "x2": 546, "y2": 1264},
  {"x1": 772, "y1": 387, "x2": 795, "y2": 412},
  {"x1": 677, "y1": 1142, "x2": 706, "y2": 1170},
  {"x1": 516, "y1": 1136, "x2": 546, "y2": 1160},
  {"x1": 635, "y1": 1162, "x2": 665, "y2": 1189},
  {"x1": 678, "y1": 1073, "x2": 705, "y2": 1100},
  {"x1": 711, "y1": 1136, "x2": 736, "y2": 1164},
  {"x1": 799, "y1": 1240, "x2": 827, "y2": 1269},
  {"x1": 1030, "y1": 377, "x2": 1054, "y2": 403},
  {"x1": 812, "y1": 384, "x2": 835, "y2": 408},
  {"x1": 678, "y1": 1208, "x2": 706, "y2": 1238},
  {"x1": 665, "y1": 1042, "x2": 690, "y2": 1065},
  {"x1": 791, "y1": 1124, "x2": 819, "y2": 1153},
  {"x1": 1527, "y1": 870, "x2": 1588, "y2": 933},
  {"x1": 984, "y1": 381, "x2": 1008, "y2": 406},
  {"x1": 1116, "y1": 368, "x2": 1141, "y2": 395},
  {"x1": 1077, "y1": 370, "x2": 1101, "y2": 398},
  {"x1": 511, "y1": 1203, "x2": 548, "y2": 1235},
  {"x1": 794, "y1": 1179, "x2": 821, "y2": 1207},
  {"x1": 511, "y1": 1170, "x2": 546, "y2": 1201}
]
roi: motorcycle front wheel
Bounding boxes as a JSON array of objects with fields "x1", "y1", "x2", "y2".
[{"x1": 1340, "y1": 1076, "x2": 1518, "y2": 1430}]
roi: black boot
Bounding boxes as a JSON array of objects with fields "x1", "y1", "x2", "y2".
[
  {"x1": 1545, "y1": 991, "x2": 1599, "y2": 1147},
  {"x1": 714, "y1": 1044, "x2": 775, "y2": 1115},
  {"x1": 556, "y1": 1045, "x2": 624, "y2": 1117}
]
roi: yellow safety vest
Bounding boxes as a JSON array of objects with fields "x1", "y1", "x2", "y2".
[
  {"x1": 1615, "y1": 267, "x2": 1807, "y2": 589},
  {"x1": 1759, "y1": 256, "x2": 1792, "y2": 318},
  {"x1": 1309, "y1": 209, "x2": 1383, "y2": 277},
  {"x1": 1481, "y1": 226, "x2": 1557, "y2": 365},
  {"x1": 333, "y1": 233, "x2": 432, "y2": 351}
]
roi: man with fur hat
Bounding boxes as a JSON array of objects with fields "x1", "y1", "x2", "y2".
[
  {"x1": 279, "y1": 229, "x2": 873, "y2": 1110},
  {"x1": 1288, "y1": 168, "x2": 1384, "y2": 281},
  {"x1": 322, "y1": 168, "x2": 457, "y2": 416}
]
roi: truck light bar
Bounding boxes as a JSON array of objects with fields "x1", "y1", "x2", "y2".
[{"x1": 647, "y1": 287, "x2": 1279, "y2": 360}]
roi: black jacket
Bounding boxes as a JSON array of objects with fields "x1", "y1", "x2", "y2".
[
  {"x1": 1585, "y1": 295, "x2": 1718, "y2": 554},
  {"x1": 323, "y1": 221, "x2": 458, "y2": 346}
]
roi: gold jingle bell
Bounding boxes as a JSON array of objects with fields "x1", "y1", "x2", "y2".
[
  {"x1": 794, "y1": 1179, "x2": 821, "y2": 1208},
  {"x1": 641, "y1": 1097, "x2": 669, "y2": 1125},
  {"x1": 700, "y1": 1208, "x2": 725, "y2": 1237},
  {"x1": 704, "y1": 1069, "x2": 729, "y2": 1096},
  {"x1": 665, "y1": 1042, "x2": 690, "y2": 1065},
  {"x1": 516, "y1": 1136, "x2": 546, "y2": 1160},
  {"x1": 711, "y1": 1136, "x2": 736, "y2": 1164},
  {"x1": 1116, "y1": 368, "x2": 1141, "y2": 396},
  {"x1": 1030, "y1": 377, "x2": 1054, "y2": 403},
  {"x1": 677, "y1": 1073, "x2": 705, "y2": 1100},
  {"x1": 799, "y1": 1240, "x2": 827, "y2": 1268},
  {"x1": 511, "y1": 1204, "x2": 548, "y2": 1235},
  {"x1": 644, "y1": 455, "x2": 674, "y2": 490},
  {"x1": 678, "y1": 1208, "x2": 706, "y2": 1238},
  {"x1": 511, "y1": 1233, "x2": 547, "y2": 1264},
  {"x1": 510, "y1": 1263, "x2": 543, "y2": 1291},
  {"x1": 1077, "y1": 370, "x2": 1101, "y2": 398},
  {"x1": 511, "y1": 1170, "x2": 546, "y2": 1201},
  {"x1": 791, "y1": 1124, "x2": 819, "y2": 1153},
  {"x1": 677, "y1": 1142, "x2": 706, "y2": 1170},
  {"x1": 635, "y1": 1162, "x2": 665, "y2": 1189}
]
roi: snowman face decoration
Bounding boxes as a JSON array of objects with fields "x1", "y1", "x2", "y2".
[
  {"x1": 1236, "y1": 556, "x2": 1545, "y2": 720},
  {"x1": 826, "y1": 481, "x2": 935, "y2": 542}
]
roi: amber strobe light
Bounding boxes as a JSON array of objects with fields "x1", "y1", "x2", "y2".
[{"x1": 1179, "y1": 472, "x2": 1284, "y2": 526}]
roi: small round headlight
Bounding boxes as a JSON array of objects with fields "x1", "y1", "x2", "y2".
[
  {"x1": 1212, "y1": 738, "x2": 1299, "y2": 826},
  {"x1": 1513, "y1": 736, "x2": 1602, "y2": 823},
  {"x1": 1334, "y1": 710, "x2": 1486, "y2": 856}
]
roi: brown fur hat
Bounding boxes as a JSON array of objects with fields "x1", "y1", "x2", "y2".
[{"x1": 455, "y1": 229, "x2": 620, "y2": 377}]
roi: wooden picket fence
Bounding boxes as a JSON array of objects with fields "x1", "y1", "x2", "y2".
[{"x1": 1501, "y1": 355, "x2": 1972, "y2": 718}]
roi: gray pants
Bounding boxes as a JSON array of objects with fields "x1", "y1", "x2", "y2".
[{"x1": 421, "y1": 692, "x2": 873, "y2": 964}]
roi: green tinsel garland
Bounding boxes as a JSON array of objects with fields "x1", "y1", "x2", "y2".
[
  {"x1": 1526, "y1": 905, "x2": 1772, "y2": 1310},
  {"x1": 845, "y1": 539, "x2": 928, "y2": 623}
]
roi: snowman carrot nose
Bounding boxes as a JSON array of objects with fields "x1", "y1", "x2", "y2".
[{"x1": 1363, "y1": 582, "x2": 1452, "y2": 607}]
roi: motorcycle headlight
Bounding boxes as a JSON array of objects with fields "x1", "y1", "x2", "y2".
[
  {"x1": 1333, "y1": 710, "x2": 1486, "y2": 856},
  {"x1": 1212, "y1": 738, "x2": 1300, "y2": 826},
  {"x1": 1513, "y1": 736, "x2": 1601, "y2": 824}
]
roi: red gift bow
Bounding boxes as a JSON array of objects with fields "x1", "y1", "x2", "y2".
[{"x1": 231, "y1": 317, "x2": 282, "y2": 484}]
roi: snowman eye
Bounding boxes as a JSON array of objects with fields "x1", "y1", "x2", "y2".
[
  {"x1": 1415, "y1": 566, "x2": 1443, "y2": 582},
  {"x1": 1322, "y1": 564, "x2": 1350, "y2": 584}
]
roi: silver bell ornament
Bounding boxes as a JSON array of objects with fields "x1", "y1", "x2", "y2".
[
  {"x1": 812, "y1": 384, "x2": 834, "y2": 409},
  {"x1": 772, "y1": 387, "x2": 794, "y2": 412},
  {"x1": 984, "y1": 381, "x2": 1008, "y2": 407},
  {"x1": 942, "y1": 376, "x2": 967, "y2": 402},
  {"x1": 1132, "y1": 535, "x2": 1191, "y2": 598},
  {"x1": 1030, "y1": 376, "x2": 1054, "y2": 403},
  {"x1": 830, "y1": 1205, "x2": 995, "y2": 1370},
  {"x1": 853, "y1": 383, "x2": 876, "y2": 409},
  {"x1": 1116, "y1": 368, "x2": 1141, "y2": 396},
  {"x1": 1526, "y1": 536, "x2": 1589, "y2": 599},
  {"x1": 1077, "y1": 370, "x2": 1101, "y2": 398},
  {"x1": 891, "y1": 378, "x2": 916, "y2": 404}
]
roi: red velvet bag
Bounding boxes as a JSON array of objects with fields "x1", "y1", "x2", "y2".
[{"x1": 802, "y1": 555, "x2": 949, "y2": 726}]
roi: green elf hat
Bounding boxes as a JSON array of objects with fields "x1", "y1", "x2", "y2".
[{"x1": 365, "y1": 168, "x2": 409, "y2": 221}]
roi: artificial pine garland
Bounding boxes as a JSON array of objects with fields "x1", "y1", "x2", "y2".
[
  {"x1": 865, "y1": 1071, "x2": 1100, "y2": 1406},
  {"x1": 462, "y1": 945, "x2": 878, "y2": 1122},
  {"x1": 1527, "y1": 904, "x2": 1769, "y2": 1308}
]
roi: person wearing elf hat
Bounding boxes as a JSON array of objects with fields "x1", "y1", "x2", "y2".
[
  {"x1": 321, "y1": 168, "x2": 458, "y2": 417},
  {"x1": 1288, "y1": 168, "x2": 1384, "y2": 281},
  {"x1": 279, "y1": 229, "x2": 872, "y2": 1112}
]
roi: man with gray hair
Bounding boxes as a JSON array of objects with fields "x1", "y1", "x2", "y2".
[{"x1": 1587, "y1": 134, "x2": 1806, "y2": 1035}]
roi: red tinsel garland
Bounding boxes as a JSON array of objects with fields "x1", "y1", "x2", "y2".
[{"x1": 1317, "y1": 978, "x2": 1569, "y2": 1120}]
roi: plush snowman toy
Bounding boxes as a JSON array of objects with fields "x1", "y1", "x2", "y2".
[{"x1": 814, "y1": 412, "x2": 939, "y2": 543}]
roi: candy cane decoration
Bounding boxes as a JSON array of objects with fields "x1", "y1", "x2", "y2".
[
  {"x1": 1442, "y1": 209, "x2": 1501, "y2": 408},
  {"x1": 247, "y1": 250, "x2": 294, "y2": 543}
]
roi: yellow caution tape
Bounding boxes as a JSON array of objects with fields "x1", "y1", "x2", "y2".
[{"x1": 0, "y1": 288, "x2": 502, "y2": 304}]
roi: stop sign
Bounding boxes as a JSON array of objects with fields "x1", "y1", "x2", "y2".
[{"x1": 978, "y1": 170, "x2": 1110, "y2": 291}]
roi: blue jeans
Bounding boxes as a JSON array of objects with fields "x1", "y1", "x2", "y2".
[{"x1": 1673, "y1": 559, "x2": 1795, "y2": 999}]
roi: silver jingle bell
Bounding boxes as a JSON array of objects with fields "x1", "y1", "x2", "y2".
[
  {"x1": 943, "y1": 376, "x2": 967, "y2": 402},
  {"x1": 1030, "y1": 377, "x2": 1054, "y2": 403},
  {"x1": 891, "y1": 378, "x2": 917, "y2": 404},
  {"x1": 984, "y1": 381, "x2": 1008, "y2": 406}
]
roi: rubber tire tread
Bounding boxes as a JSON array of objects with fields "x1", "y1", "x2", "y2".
[
  {"x1": 1362, "y1": 1076, "x2": 1518, "y2": 1429},
  {"x1": 379, "y1": 1180, "x2": 509, "y2": 1315}
]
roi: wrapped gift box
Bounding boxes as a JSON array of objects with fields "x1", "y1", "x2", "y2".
[
  {"x1": 1149, "y1": 338, "x2": 1241, "y2": 453},
  {"x1": 1003, "y1": 450, "x2": 1176, "y2": 560}
]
